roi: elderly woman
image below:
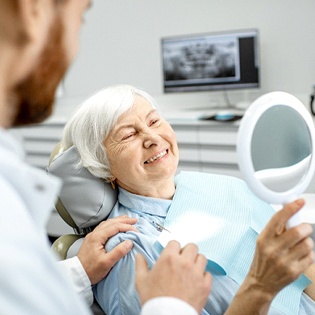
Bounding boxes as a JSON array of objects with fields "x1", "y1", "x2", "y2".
[{"x1": 61, "y1": 85, "x2": 315, "y2": 315}]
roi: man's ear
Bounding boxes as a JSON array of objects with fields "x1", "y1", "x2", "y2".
[{"x1": 18, "y1": 0, "x2": 53, "y2": 43}]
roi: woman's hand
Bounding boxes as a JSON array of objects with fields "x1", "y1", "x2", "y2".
[
  {"x1": 135, "y1": 241, "x2": 212, "y2": 314},
  {"x1": 226, "y1": 199, "x2": 314, "y2": 315},
  {"x1": 77, "y1": 215, "x2": 138, "y2": 285},
  {"x1": 248, "y1": 199, "x2": 314, "y2": 298}
]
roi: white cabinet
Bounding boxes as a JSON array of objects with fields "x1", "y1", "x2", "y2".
[
  {"x1": 11, "y1": 119, "x2": 67, "y2": 169},
  {"x1": 169, "y1": 119, "x2": 242, "y2": 178}
]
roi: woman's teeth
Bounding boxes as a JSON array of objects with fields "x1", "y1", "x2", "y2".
[{"x1": 145, "y1": 150, "x2": 167, "y2": 164}]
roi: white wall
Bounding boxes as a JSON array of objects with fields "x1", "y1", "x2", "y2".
[{"x1": 54, "y1": 0, "x2": 315, "y2": 117}]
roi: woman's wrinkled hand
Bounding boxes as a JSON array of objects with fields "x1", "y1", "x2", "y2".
[{"x1": 247, "y1": 199, "x2": 314, "y2": 300}]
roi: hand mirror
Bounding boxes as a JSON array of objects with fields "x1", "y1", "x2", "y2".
[{"x1": 237, "y1": 91, "x2": 315, "y2": 228}]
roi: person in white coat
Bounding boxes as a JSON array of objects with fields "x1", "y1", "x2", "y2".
[{"x1": 0, "y1": 1, "x2": 211, "y2": 314}]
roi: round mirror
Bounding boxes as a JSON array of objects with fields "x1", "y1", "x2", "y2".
[{"x1": 237, "y1": 91, "x2": 315, "y2": 227}]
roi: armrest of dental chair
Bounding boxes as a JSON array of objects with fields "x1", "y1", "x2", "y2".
[{"x1": 52, "y1": 234, "x2": 83, "y2": 260}]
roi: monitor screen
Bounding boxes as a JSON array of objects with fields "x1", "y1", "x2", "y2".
[{"x1": 161, "y1": 29, "x2": 259, "y2": 93}]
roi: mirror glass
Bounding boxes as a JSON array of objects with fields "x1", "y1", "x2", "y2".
[
  {"x1": 237, "y1": 92, "x2": 315, "y2": 226},
  {"x1": 251, "y1": 105, "x2": 312, "y2": 193}
]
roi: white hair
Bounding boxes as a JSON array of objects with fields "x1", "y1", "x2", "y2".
[{"x1": 61, "y1": 84, "x2": 158, "y2": 181}]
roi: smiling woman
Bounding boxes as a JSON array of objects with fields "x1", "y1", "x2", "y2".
[
  {"x1": 61, "y1": 85, "x2": 179, "y2": 195},
  {"x1": 60, "y1": 84, "x2": 315, "y2": 315},
  {"x1": 104, "y1": 95, "x2": 179, "y2": 198}
]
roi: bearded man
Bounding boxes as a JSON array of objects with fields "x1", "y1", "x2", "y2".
[{"x1": 0, "y1": 1, "x2": 212, "y2": 315}]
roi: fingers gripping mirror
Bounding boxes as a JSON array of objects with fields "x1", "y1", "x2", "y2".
[{"x1": 237, "y1": 91, "x2": 315, "y2": 228}]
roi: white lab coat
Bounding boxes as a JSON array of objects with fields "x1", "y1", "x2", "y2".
[{"x1": 0, "y1": 128, "x2": 91, "y2": 314}]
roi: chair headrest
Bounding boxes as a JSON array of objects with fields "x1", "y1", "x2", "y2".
[{"x1": 47, "y1": 145, "x2": 118, "y2": 229}]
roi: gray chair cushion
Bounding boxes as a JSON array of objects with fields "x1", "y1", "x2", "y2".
[{"x1": 47, "y1": 146, "x2": 117, "y2": 229}]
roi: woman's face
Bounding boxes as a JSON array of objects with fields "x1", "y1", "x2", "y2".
[{"x1": 104, "y1": 96, "x2": 179, "y2": 197}]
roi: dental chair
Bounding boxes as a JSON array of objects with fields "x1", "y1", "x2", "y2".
[{"x1": 47, "y1": 143, "x2": 118, "y2": 315}]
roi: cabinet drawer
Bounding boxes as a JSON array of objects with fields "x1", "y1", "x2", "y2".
[
  {"x1": 174, "y1": 126, "x2": 199, "y2": 144},
  {"x1": 199, "y1": 130, "x2": 237, "y2": 146},
  {"x1": 201, "y1": 164, "x2": 242, "y2": 179},
  {"x1": 23, "y1": 140, "x2": 59, "y2": 155},
  {"x1": 200, "y1": 147, "x2": 237, "y2": 164},
  {"x1": 21, "y1": 126, "x2": 63, "y2": 141},
  {"x1": 178, "y1": 144, "x2": 199, "y2": 162},
  {"x1": 177, "y1": 162, "x2": 200, "y2": 173}
]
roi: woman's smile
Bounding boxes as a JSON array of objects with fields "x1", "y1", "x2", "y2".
[{"x1": 144, "y1": 149, "x2": 168, "y2": 164}]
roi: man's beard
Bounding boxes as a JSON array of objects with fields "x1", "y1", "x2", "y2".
[{"x1": 11, "y1": 17, "x2": 68, "y2": 126}]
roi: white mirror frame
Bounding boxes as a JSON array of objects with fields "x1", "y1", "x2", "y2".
[{"x1": 237, "y1": 91, "x2": 315, "y2": 211}]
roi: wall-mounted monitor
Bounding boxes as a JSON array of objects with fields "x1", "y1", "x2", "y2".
[{"x1": 161, "y1": 29, "x2": 259, "y2": 93}]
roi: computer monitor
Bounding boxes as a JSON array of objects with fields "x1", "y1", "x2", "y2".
[{"x1": 161, "y1": 29, "x2": 259, "y2": 93}]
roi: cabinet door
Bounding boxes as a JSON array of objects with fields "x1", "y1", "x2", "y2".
[
  {"x1": 171, "y1": 122, "x2": 241, "y2": 177},
  {"x1": 172, "y1": 125, "x2": 201, "y2": 172}
]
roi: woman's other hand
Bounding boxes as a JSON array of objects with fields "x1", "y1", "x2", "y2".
[
  {"x1": 248, "y1": 199, "x2": 314, "y2": 299},
  {"x1": 226, "y1": 199, "x2": 314, "y2": 315}
]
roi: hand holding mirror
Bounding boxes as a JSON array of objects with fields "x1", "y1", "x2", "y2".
[{"x1": 237, "y1": 91, "x2": 315, "y2": 228}]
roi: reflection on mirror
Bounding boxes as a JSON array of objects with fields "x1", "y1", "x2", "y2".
[
  {"x1": 252, "y1": 105, "x2": 312, "y2": 193},
  {"x1": 237, "y1": 91, "x2": 315, "y2": 227}
]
